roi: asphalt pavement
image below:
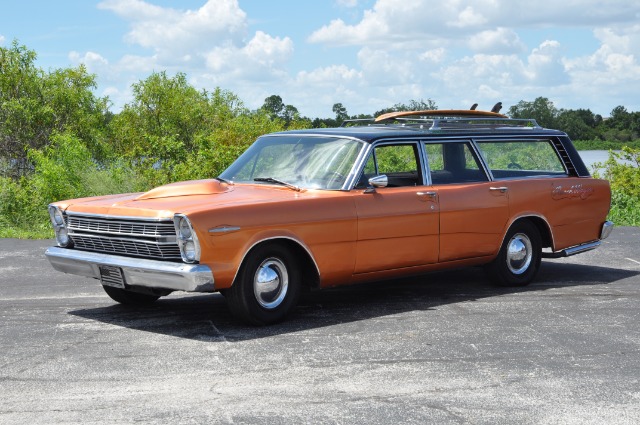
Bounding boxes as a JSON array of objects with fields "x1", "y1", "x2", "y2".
[{"x1": 1, "y1": 229, "x2": 640, "y2": 424}]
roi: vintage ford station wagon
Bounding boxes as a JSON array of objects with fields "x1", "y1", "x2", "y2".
[{"x1": 46, "y1": 109, "x2": 613, "y2": 324}]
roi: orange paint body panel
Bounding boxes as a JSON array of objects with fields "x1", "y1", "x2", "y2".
[
  {"x1": 50, "y1": 174, "x2": 611, "y2": 289},
  {"x1": 504, "y1": 178, "x2": 611, "y2": 250}
]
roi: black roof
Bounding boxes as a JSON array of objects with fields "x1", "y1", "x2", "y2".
[{"x1": 268, "y1": 122, "x2": 567, "y2": 144}]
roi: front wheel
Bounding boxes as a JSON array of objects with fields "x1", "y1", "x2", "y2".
[
  {"x1": 485, "y1": 220, "x2": 542, "y2": 287},
  {"x1": 226, "y1": 243, "x2": 301, "y2": 325}
]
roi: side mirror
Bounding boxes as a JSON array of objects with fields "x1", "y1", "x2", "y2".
[
  {"x1": 369, "y1": 175, "x2": 388, "y2": 188},
  {"x1": 365, "y1": 175, "x2": 388, "y2": 193}
]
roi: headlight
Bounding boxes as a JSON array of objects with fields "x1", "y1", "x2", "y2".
[
  {"x1": 183, "y1": 241, "x2": 197, "y2": 262},
  {"x1": 173, "y1": 214, "x2": 200, "y2": 263},
  {"x1": 56, "y1": 227, "x2": 70, "y2": 246},
  {"x1": 49, "y1": 206, "x2": 65, "y2": 226},
  {"x1": 178, "y1": 217, "x2": 192, "y2": 239},
  {"x1": 48, "y1": 205, "x2": 72, "y2": 247}
]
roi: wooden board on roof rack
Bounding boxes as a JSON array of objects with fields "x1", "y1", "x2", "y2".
[{"x1": 374, "y1": 109, "x2": 508, "y2": 122}]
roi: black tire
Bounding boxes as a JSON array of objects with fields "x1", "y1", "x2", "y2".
[
  {"x1": 102, "y1": 285, "x2": 160, "y2": 305},
  {"x1": 226, "y1": 243, "x2": 301, "y2": 325},
  {"x1": 485, "y1": 220, "x2": 542, "y2": 287}
]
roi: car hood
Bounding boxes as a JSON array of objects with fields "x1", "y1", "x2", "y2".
[{"x1": 55, "y1": 179, "x2": 311, "y2": 219}]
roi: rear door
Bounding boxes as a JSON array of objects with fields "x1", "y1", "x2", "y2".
[{"x1": 424, "y1": 141, "x2": 510, "y2": 262}]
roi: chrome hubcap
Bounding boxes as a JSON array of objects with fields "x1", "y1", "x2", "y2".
[
  {"x1": 506, "y1": 233, "x2": 533, "y2": 275},
  {"x1": 253, "y1": 258, "x2": 288, "y2": 309}
]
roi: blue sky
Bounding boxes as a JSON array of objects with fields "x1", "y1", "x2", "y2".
[{"x1": 2, "y1": 0, "x2": 639, "y2": 118}]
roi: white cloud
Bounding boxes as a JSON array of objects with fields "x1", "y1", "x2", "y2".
[
  {"x1": 357, "y1": 47, "x2": 415, "y2": 85},
  {"x1": 0, "y1": 35, "x2": 5, "y2": 45},
  {"x1": 98, "y1": 0, "x2": 247, "y2": 56},
  {"x1": 204, "y1": 31, "x2": 293, "y2": 81},
  {"x1": 565, "y1": 26, "x2": 640, "y2": 87},
  {"x1": 58, "y1": 0, "x2": 640, "y2": 118},
  {"x1": 420, "y1": 48, "x2": 446, "y2": 63},
  {"x1": 469, "y1": 28, "x2": 526, "y2": 54},
  {"x1": 116, "y1": 54, "x2": 158, "y2": 73},
  {"x1": 309, "y1": 0, "x2": 640, "y2": 47},
  {"x1": 296, "y1": 65, "x2": 362, "y2": 87},
  {"x1": 69, "y1": 51, "x2": 110, "y2": 74},
  {"x1": 449, "y1": 6, "x2": 487, "y2": 28},
  {"x1": 526, "y1": 40, "x2": 569, "y2": 85}
]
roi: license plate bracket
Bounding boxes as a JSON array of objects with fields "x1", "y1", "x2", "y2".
[{"x1": 99, "y1": 265, "x2": 126, "y2": 289}]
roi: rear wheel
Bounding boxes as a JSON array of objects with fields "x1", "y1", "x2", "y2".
[
  {"x1": 485, "y1": 220, "x2": 542, "y2": 287},
  {"x1": 102, "y1": 285, "x2": 160, "y2": 305},
  {"x1": 227, "y1": 243, "x2": 301, "y2": 325}
]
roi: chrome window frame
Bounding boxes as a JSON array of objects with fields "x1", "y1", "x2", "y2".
[
  {"x1": 471, "y1": 137, "x2": 570, "y2": 181},
  {"x1": 350, "y1": 139, "x2": 428, "y2": 189},
  {"x1": 223, "y1": 133, "x2": 369, "y2": 192},
  {"x1": 420, "y1": 139, "x2": 491, "y2": 186}
]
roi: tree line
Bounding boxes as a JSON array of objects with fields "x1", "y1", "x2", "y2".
[
  {"x1": 3, "y1": 41, "x2": 639, "y2": 179},
  {"x1": 1, "y1": 41, "x2": 639, "y2": 235}
]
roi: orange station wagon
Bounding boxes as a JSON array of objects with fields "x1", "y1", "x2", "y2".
[{"x1": 45, "y1": 110, "x2": 613, "y2": 324}]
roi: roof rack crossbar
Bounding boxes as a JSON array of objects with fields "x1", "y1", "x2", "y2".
[{"x1": 340, "y1": 118, "x2": 375, "y2": 127}]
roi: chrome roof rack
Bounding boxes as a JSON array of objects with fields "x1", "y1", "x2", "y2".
[{"x1": 340, "y1": 105, "x2": 541, "y2": 130}]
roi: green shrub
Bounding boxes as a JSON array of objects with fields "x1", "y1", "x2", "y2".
[
  {"x1": 0, "y1": 132, "x2": 145, "y2": 238},
  {"x1": 573, "y1": 139, "x2": 640, "y2": 151},
  {"x1": 594, "y1": 146, "x2": 640, "y2": 226},
  {"x1": 608, "y1": 191, "x2": 640, "y2": 227}
]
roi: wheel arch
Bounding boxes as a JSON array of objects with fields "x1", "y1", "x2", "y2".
[
  {"x1": 232, "y1": 236, "x2": 320, "y2": 290},
  {"x1": 504, "y1": 214, "x2": 554, "y2": 250}
]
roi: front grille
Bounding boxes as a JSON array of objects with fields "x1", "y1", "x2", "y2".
[
  {"x1": 67, "y1": 216, "x2": 176, "y2": 237},
  {"x1": 66, "y1": 215, "x2": 181, "y2": 261}
]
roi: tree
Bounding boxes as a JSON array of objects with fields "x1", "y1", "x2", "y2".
[
  {"x1": 374, "y1": 98, "x2": 438, "y2": 117},
  {"x1": 109, "y1": 71, "x2": 229, "y2": 161},
  {"x1": 555, "y1": 109, "x2": 598, "y2": 140},
  {"x1": 507, "y1": 97, "x2": 558, "y2": 128},
  {"x1": 282, "y1": 104, "x2": 300, "y2": 123},
  {"x1": 332, "y1": 103, "x2": 349, "y2": 123},
  {"x1": 0, "y1": 40, "x2": 109, "y2": 177},
  {"x1": 260, "y1": 95, "x2": 301, "y2": 126},
  {"x1": 261, "y1": 95, "x2": 285, "y2": 120}
]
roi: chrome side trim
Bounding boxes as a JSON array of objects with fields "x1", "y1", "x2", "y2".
[
  {"x1": 209, "y1": 226, "x2": 241, "y2": 234},
  {"x1": 601, "y1": 221, "x2": 614, "y2": 240},
  {"x1": 45, "y1": 247, "x2": 214, "y2": 292}
]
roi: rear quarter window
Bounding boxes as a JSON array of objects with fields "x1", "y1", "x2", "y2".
[{"x1": 475, "y1": 140, "x2": 567, "y2": 179}]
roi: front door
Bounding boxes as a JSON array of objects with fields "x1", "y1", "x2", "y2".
[{"x1": 353, "y1": 142, "x2": 439, "y2": 274}]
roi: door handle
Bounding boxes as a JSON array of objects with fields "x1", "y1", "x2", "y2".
[
  {"x1": 490, "y1": 186, "x2": 508, "y2": 193},
  {"x1": 417, "y1": 191, "x2": 437, "y2": 198}
]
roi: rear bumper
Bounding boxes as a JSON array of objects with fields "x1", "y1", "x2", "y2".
[{"x1": 45, "y1": 247, "x2": 215, "y2": 292}]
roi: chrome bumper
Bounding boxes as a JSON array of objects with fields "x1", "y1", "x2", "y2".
[
  {"x1": 45, "y1": 247, "x2": 215, "y2": 292},
  {"x1": 600, "y1": 220, "x2": 614, "y2": 240}
]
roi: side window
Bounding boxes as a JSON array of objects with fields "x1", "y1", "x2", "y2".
[
  {"x1": 425, "y1": 142, "x2": 488, "y2": 185},
  {"x1": 475, "y1": 140, "x2": 566, "y2": 179},
  {"x1": 357, "y1": 143, "x2": 423, "y2": 187}
]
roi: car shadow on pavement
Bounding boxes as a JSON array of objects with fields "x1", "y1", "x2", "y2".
[{"x1": 68, "y1": 261, "x2": 638, "y2": 342}]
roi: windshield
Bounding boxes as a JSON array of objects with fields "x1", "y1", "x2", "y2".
[{"x1": 220, "y1": 135, "x2": 365, "y2": 190}]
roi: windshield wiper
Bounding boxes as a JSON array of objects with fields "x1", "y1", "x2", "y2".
[
  {"x1": 254, "y1": 177, "x2": 301, "y2": 192},
  {"x1": 215, "y1": 176, "x2": 232, "y2": 184}
]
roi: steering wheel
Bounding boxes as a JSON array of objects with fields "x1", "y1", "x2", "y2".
[{"x1": 507, "y1": 162, "x2": 523, "y2": 170}]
